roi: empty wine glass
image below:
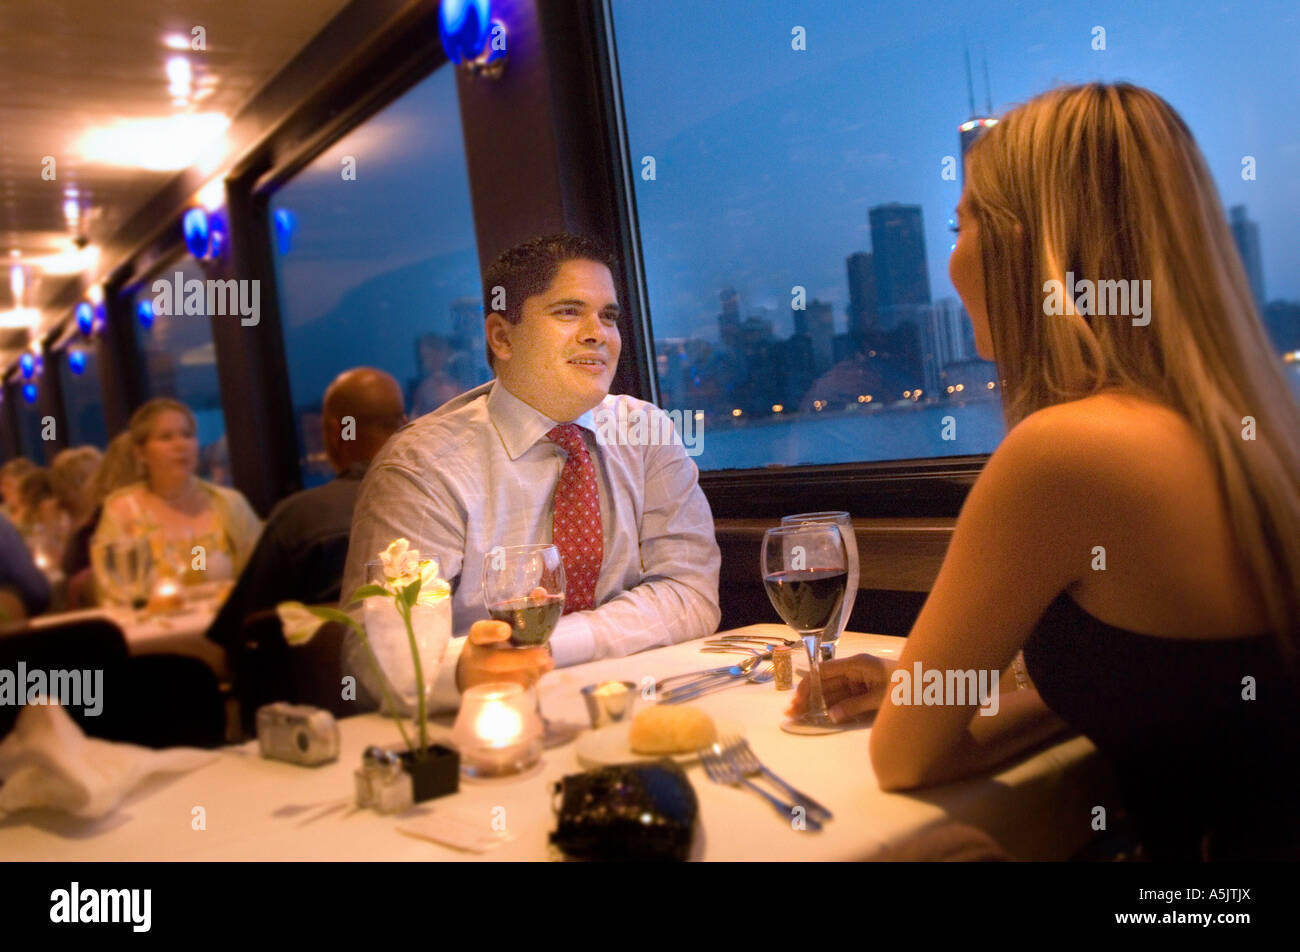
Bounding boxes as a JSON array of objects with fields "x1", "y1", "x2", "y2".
[
  {"x1": 762, "y1": 523, "x2": 848, "y2": 731},
  {"x1": 781, "y1": 511, "x2": 858, "y2": 661},
  {"x1": 93, "y1": 538, "x2": 153, "y2": 612},
  {"x1": 481, "y1": 543, "x2": 572, "y2": 747}
]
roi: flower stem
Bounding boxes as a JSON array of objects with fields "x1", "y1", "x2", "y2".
[{"x1": 399, "y1": 601, "x2": 429, "y2": 759}]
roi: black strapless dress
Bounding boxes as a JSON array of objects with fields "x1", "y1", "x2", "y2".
[{"x1": 1022, "y1": 592, "x2": 1300, "y2": 861}]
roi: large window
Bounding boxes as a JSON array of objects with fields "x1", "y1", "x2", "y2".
[
  {"x1": 268, "y1": 65, "x2": 484, "y2": 488},
  {"x1": 609, "y1": 0, "x2": 1300, "y2": 471},
  {"x1": 58, "y1": 340, "x2": 108, "y2": 448},
  {"x1": 129, "y1": 254, "x2": 230, "y2": 485}
]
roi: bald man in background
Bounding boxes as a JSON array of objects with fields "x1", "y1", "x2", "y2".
[{"x1": 206, "y1": 367, "x2": 406, "y2": 651}]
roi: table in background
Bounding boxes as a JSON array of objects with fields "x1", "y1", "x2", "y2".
[{"x1": 0, "y1": 626, "x2": 1117, "y2": 861}]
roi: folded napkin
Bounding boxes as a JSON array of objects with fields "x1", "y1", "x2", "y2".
[{"x1": 0, "y1": 703, "x2": 219, "y2": 820}]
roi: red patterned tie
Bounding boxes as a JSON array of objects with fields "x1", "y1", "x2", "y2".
[{"x1": 547, "y1": 424, "x2": 603, "y2": 613}]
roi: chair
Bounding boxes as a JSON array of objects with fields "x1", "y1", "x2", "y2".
[
  {"x1": 233, "y1": 608, "x2": 368, "y2": 738},
  {"x1": 0, "y1": 615, "x2": 226, "y2": 748}
]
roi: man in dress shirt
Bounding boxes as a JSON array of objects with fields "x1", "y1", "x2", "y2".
[
  {"x1": 206, "y1": 367, "x2": 406, "y2": 650},
  {"x1": 341, "y1": 234, "x2": 721, "y2": 711}
]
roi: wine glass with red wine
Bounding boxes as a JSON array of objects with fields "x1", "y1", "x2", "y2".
[
  {"x1": 762, "y1": 523, "x2": 848, "y2": 730},
  {"x1": 482, "y1": 543, "x2": 571, "y2": 747}
]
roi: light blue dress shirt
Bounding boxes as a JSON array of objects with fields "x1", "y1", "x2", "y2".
[{"x1": 341, "y1": 379, "x2": 721, "y2": 710}]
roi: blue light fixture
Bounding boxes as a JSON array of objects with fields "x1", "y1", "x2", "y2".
[
  {"x1": 273, "y1": 208, "x2": 296, "y2": 256},
  {"x1": 76, "y1": 301, "x2": 94, "y2": 335},
  {"x1": 136, "y1": 299, "x2": 154, "y2": 329},
  {"x1": 208, "y1": 210, "x2": 228, "y2": 259},
  {"x1": 19, "y1": 352, "x2": 35, "y2": 379},
  {"x1": 439, "y1": 0, "x2": 490, "y2": 64},
  {"x1": 183, "y1": 206, "x2": 210, "y2": 259},
  {"x1": 439, "y1": 0, "x2": 507, "y2": 77},
  {"x1": 68, "y1": 350, "x2": 87, "y2": 375},
  {"x1": 21, "y1": 383, "x2": 37, "y2": 404}
]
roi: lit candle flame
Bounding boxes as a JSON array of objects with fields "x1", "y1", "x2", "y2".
[{"x1": 474, "y1": 699, "x2": 524, "y2": 748}]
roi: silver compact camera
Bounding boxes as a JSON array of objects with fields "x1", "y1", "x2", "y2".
[{"x1": 256, "y1": 702, "x2": 340, "y2": 766}]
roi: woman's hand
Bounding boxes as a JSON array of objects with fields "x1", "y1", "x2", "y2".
[{"x1": 786, "y1": 652, "x2": 896, "y2": 723}]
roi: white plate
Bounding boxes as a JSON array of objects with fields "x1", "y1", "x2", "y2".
[{"x1": 575, "y1": 719, "x2": 743, "y2": 768}]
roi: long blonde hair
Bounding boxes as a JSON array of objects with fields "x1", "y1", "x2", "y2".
[{"x1": 965, "y1": 82, "x2": 1300, "y2": 652}]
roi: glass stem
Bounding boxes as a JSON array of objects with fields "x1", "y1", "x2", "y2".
[{"x1": 802, "y1": 632, "x2": 829, "y2": 720}]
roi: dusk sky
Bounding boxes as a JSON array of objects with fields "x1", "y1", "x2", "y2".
[{"x1": 611, "y1": 0, "x2": 1300, "y2": 341}]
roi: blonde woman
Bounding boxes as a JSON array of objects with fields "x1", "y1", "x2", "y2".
[
  {"x1": 49, "y1": 445, "x2": 103, "y2": 530},
  {"x1": 791, "y1": 83, "x2": 1300, "y2": 860},
  {"x1": 91, "y1": 399, "x2": 262, "y2": 598}
]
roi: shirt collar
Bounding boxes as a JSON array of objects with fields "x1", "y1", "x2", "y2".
[{"x1": 488, "y1": 379, "x2": 600, "y2": 461}]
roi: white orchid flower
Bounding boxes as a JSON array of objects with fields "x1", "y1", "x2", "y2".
[
  {"x1": 276, "y1": 600, "x2": 327, "y2": 646},
  {"x1": 379, "y1": 538, "x2": 421, "y2": 581},
  {"x1": 415, "y1": 559, "x2": 451, "y2": 605}
]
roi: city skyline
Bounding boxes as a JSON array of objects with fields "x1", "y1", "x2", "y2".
[{"x1": 612, "y1": 0, "x2": 1300, "y2": 344}]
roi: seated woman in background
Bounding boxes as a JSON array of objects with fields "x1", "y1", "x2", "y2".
[
  {"x1": 49, "y1": 445, "x2": 102, "y2": 540},
  {"x1": 0, "y1": 458, "x2": 36, "y2": 524},
  {"x1": 60, "y1": 435, "x2": 139, "y2": 606},
  {"x1": 15, "y1": 468, "x2": 67, "y2": 571},
  {"x1": 791, "y1": 83, "x2": 1300, "y2": 861},
  {"x1": 91, "y1": 398, "x2": 262, "y2": 600}
]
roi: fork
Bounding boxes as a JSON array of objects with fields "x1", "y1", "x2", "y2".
[
  {"x1": 720, "y1": 734, "x2": 834, "y2": 823},
  {"x1": 698, "y1": 743, "x2": 823, "y2": 832},
  {"x1": 661, "y1": 662, "x2": 774, "y2": 703}
]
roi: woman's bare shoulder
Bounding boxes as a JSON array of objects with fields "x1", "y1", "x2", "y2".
[{"x1": 1011, "y1": 391, "x2": 1207, "y2": 477}]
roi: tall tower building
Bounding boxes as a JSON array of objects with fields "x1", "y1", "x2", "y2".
[
  {"x1": 846, "y1": 252, "x2": 877, "y2": 341},
  {"x1": 931, "y1": 297, "x2": 969, "y2": 367},
  {"x1": 958, "y1": 47, "x2": 997, "y2": 180},
  {"x1": 869, "y1": 203, "x2": 931, "y2": 324},
  {"x1": 1229, "y1": 205, "x2": 1266, "y2": 308},
  {"x1": 718, "y1": 287, "x2": 741, "y2": 349}
]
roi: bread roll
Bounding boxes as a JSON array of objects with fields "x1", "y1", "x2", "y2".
[{"x1": 629, "y1": 704, "x2": 717, "y2": 755}]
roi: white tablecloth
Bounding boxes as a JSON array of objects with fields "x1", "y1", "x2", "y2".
[{"x1": 0, "y1": 626, "x2": 1117, "y2": 861}]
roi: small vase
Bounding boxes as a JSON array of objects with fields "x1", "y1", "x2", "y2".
[
  {"x1": 399, "y1": 745, "x2": 460, "y2": 802},
  {"x1": 363, "y1": 595, "x2": 452, "y2": 711}
]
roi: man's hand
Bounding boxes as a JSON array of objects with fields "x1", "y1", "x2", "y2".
[
  {"x1": 456, "y1": 619, "x2": 555, "y2": 692},
  {"x1": 786, "y1": 652, "x2": 896, "y2": 723}
]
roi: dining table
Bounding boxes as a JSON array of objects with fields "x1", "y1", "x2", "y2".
[{"x1": 0, "y1": 625, "x2": 1118, "y2": 861}]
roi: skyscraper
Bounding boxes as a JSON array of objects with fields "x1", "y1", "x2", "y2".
[
  {"x1": 930, "y1": 297, "x2": 970, "y2": 367},
  {"x1": 1229, "y1": 205, "x2": 1266, "y2": 308},
  {"x1": 958, "y1": 47, "x2": 997, "y2": 180},
  {"x1": 846, "y1": 251, "x2": 876, "y2": 341},
  {"x1": 868, "y1": 203, "x2": 931, "y2": 322},
  {"x1": 718, "y1": 287, "x2": 741, "y2": 349}
]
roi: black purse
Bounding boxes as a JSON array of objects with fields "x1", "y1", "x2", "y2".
[{"x1": 550, "y1": 761, "x2": 699, "y2": 861}]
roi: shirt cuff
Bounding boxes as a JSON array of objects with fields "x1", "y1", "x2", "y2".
[
  {"x1": 549, "y1": 613, "x2": 596, "y2": 667},
  {"x1": 428, "y1": 635, "x2": 467, "y2": 713}
]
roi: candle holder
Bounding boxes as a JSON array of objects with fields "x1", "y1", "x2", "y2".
[{"x1": 451, "y1": 682, "x2": 542, "y2": 778}]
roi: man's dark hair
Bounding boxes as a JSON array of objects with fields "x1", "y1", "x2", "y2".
[{"x1": 481, "y1": 233, "x2": 617, "y2": 369}]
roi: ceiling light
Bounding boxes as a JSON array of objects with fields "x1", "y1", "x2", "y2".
[
  {"x1": 166, "y1": 56, "x2": 192, "y2": 87},
  {"x1": 196, "y1": 177, "x2": 225, "y2": 211},
  {"x1": 163, "y1": 33, "x2": 190, "y2": 50},
  {"x1": 26, "y1": 243, "x2": 98, "y2": 277},
  {"x1": 0, "y1": 308, "x2": 41, "y2": 330},
  {"x1": 76, "y1": 114, "x2": 230, "y2": 171}
]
